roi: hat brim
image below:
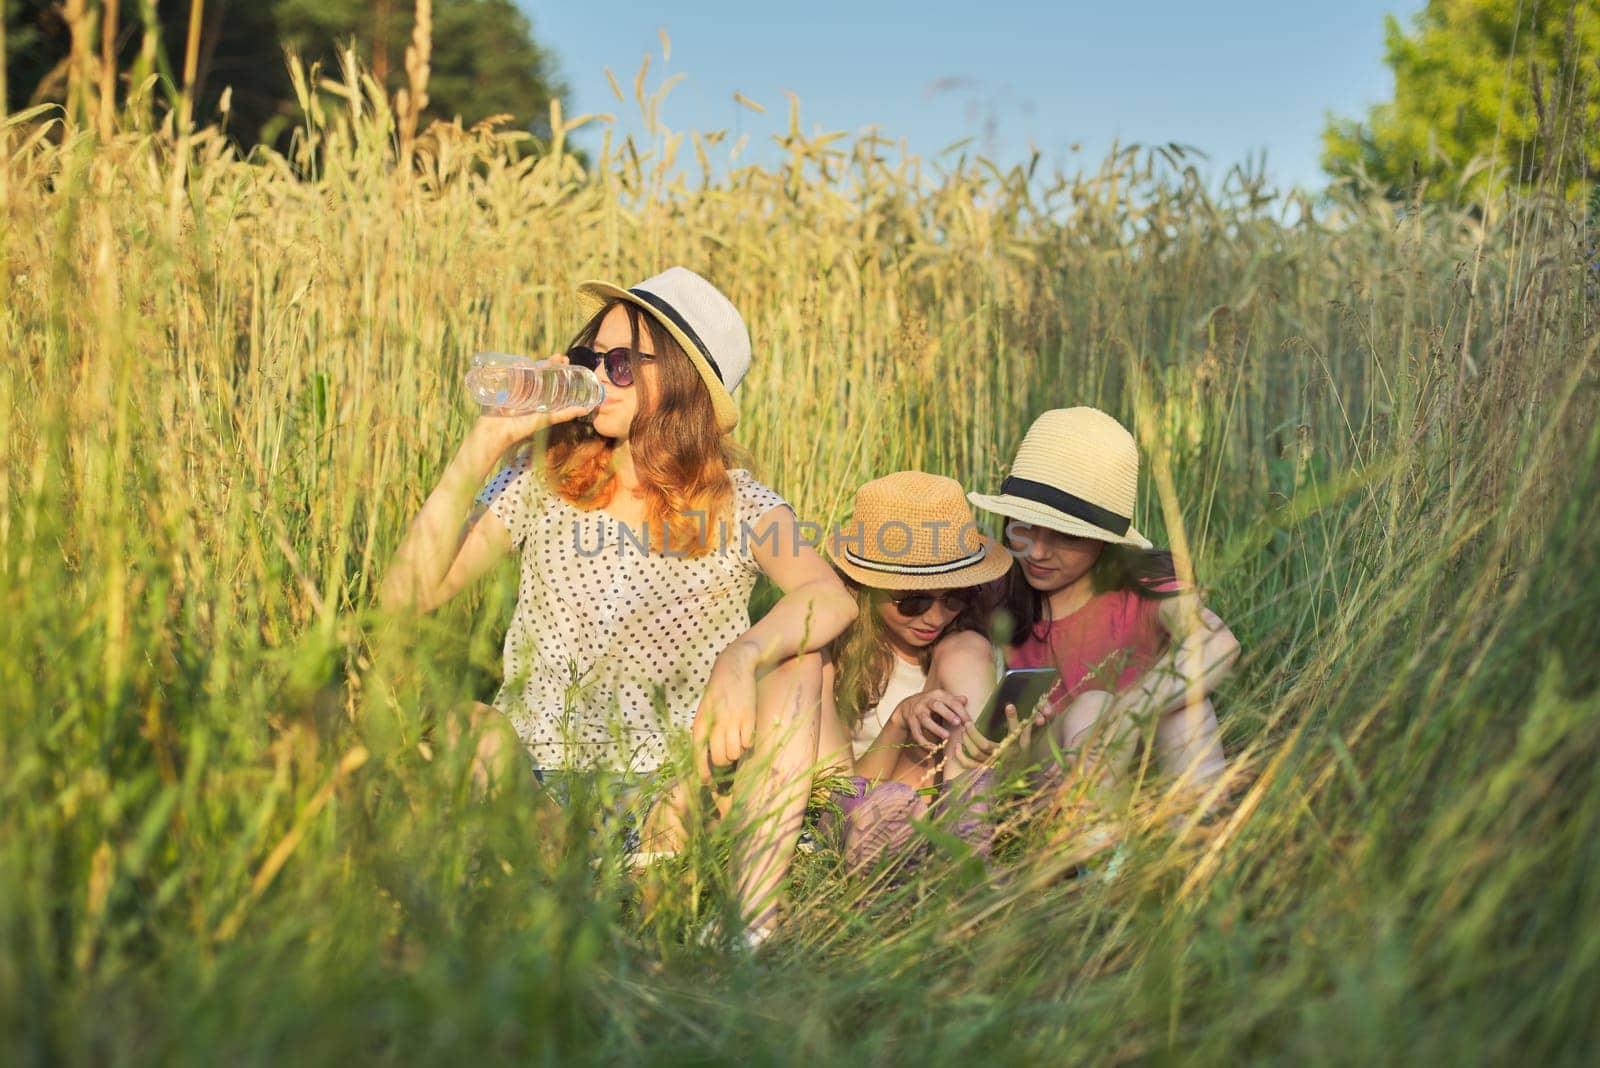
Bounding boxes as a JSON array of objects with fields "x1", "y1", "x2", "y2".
[
  {"x1": 965, "y1": 492, "x2": 1152, "y2": 550},
  {"x1": 577, "y1": 280, "x2": 739, "y2": 432},
  {"x1": 827, "y1": 532, "x2": 1016, "y2": 591}
]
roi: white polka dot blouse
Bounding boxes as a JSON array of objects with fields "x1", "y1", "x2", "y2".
[{"x1": 477, "y1": 448, "x2": 789, "y2": 774}]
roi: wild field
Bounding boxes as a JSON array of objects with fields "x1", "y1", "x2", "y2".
[{"x1": 2, "y1": 49, "x2": 1598, "y2": 1065}]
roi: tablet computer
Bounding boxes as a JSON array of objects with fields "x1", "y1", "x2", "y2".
[{"x1": 977, "y1": 667, "x2": 1061, "y2": 741}]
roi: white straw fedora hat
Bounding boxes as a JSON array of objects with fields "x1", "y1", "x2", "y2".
[
  {"x1": 967, "y1": 407, "x2": 1153, "y2": 550},
  {"x1": 577, "y1": 267, "x2": 750, "y2": 432},
  {"x1": 828, "y1": 471, "x2": 1014, "y2": 590}
]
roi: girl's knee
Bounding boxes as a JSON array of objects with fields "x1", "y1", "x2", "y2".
[
  {"x1": 446, "y1": 701, "x2": 512, "y2": 747},
  {"x1": 441, "y1": 702, "x2": 523, "y2": 794},
  {"x1": 929, "y1": 630, "x2": 993, "y2": 677},
  {"x1": 641, "y1": 779, "x2": 694, "y2": 852},
  {"x1": 754, "y1": 651, "x2": 824, "y2": 722},
  {"x1": 934, "y1": 629, "x2": 990, "y2": 660},
  {"x1": 765, "y1": 648, "x2": 823, "y2": 687}
]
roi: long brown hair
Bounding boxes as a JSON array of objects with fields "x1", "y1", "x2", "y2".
[
  {"x1": 828, "y1": 570, "x2": 990, "y2": 730},
  {"x1": 544, "y1": 301, "x2": 744, "y2": 556},
  {"x1": 1001, "y1": 544, "x2": 1179, "y2": 644}
]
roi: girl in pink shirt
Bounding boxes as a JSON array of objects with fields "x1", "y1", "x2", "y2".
[{"x1": 957, "y1": 407, "x2": 1237, "y2": 801}]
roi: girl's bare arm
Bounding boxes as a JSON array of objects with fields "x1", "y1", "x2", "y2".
[
  {"x1": 1052, "y1": 593, "x2": 1237, "y2": 782},
  {"x1": 861, "y1": 632, "x2": 999, "y2": 784},
  {"x1": 379, "y1": 423, "x2": 515, "y2": 613},
  {"x1": 728, "y1": 506, "x2": 859, "y2": 671},
  {"x1": 1110, "y1": 593, "x2": 1240, "y2": 722},
  {"x1": 990, "y1": 594, "x2": 1238, "y2": 782},
  {"x1": 378, "y1": 405, "x2": 585, "y2": 613},
  {"x1": 694, "y1": 506, "x2": 859, "y2": 774},
  {"x1": 816, "y1": 655, "x2": 857, "y2": 779}
]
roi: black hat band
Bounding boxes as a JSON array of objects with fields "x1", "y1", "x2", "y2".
[
  {"x1": 1000, "y1": 476, "x2": 1131, "y2": 536},
  {"x1": 629, "y1": 287, "x2": 725, "y2": 384}
]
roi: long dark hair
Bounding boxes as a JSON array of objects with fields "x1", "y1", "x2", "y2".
[
  {"x1": 828, "y1": 570, "x2": 990, "y2": 731},
  {"x1": 1000, "y1": 545, "x2": 1179, "y2": 645}
]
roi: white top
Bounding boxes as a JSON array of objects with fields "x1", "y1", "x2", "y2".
[
  {"x1": 850, "y1": 655, "x2": 927, "y2": 759},
  {"x1": 479, "y1": 450, "x2": 788, "y2": 773}
]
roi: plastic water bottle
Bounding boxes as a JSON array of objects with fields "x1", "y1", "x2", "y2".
[{"x1": 464, "y1": 352, "x2": 606, "y2": 414}]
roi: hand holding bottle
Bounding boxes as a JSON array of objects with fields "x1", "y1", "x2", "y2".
[
  {"x1": 466, "y1": 351, "x2": 605, "y2": 414},
  {"x1": 466, "y1": 352, "x2": 596, "y2": 456}
]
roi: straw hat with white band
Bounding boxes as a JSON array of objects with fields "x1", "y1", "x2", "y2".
[
  {"x1": 577, "y1": 266, "x2": 750, "y2": 432},
  {"x1": 967, "y1": 407, "x2": 1154, "y2": 550},
  {"x1": 828, "y1": 471, "x2": 1014, "y2": 591}
]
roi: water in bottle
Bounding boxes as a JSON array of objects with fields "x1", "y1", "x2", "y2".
[{"x1": 465, "y1": 352, "x2": 606, "y2": 414}]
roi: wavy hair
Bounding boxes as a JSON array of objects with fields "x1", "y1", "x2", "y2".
[
  {"x1": 1000, "y1": 545, "x2": 1179, "y2": 644},
  {"x1": 828, "y1": 570, "x2": 990, "y2": 731},
  {"x1": 543, "y1": 301, "x2": 744, "y2": 556}
]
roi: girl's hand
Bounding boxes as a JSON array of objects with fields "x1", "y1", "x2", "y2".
[
  {"x1": 894, "y1": 689, "x2": 970, "y2": 749},
  {"x1": 692, "y1": 641, "x2": 761, "y2": 781},
  {"x1": 949, "y1": 705, "x2": 1006, "y2": 771},
  {"x1": 1053, "y1": 689, "x2": 1117, "y2": 755},
  {"x1": 949, "y1": 698, "x2": 1056, "y2": 771},
  {"x1": 466, "y1": 353, "x2": 593, "y2": 454}
]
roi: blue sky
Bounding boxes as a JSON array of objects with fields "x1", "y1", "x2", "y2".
[{"x1": 520, "y1": 1, "x2": 1423, "y2": 193}]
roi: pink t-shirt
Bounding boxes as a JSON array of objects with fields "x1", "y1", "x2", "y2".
[{"x1": 1007, "y1": 579, "x2": 1180, "y2": 701}]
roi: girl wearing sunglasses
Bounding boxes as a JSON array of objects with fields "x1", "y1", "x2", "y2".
[
  {"x1": 380, "y1": 268, "x2": 856, "y2": 946},
  {"x1": 814, "y1": 471, "x2": 1012, "y2": 867}
]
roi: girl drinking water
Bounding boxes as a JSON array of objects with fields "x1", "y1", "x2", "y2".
[
  {"x1": 380, "y1": 267, "x2": 856, "y2": 943},
  {"x1": 957, "y1": 406, "x2": 1235, "y2": 803}
]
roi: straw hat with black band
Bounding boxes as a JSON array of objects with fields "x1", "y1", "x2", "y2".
[
  {"x1": 577, "y1": 266, "x2": 750, "y2": 432},
  {"x1": 827, "y1": 471, "x2": 1014, "y2": 591},
  {"x1": 967, "y1": 407, "x2": 1154, "y2": 550}
]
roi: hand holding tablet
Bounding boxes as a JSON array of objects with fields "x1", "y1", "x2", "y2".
[{"x1": 976, "y1": 668, "x2": 1062, "y2": 742}]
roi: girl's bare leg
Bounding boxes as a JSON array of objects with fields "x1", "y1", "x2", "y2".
[
  {"x1": 726, "y1": 650, "x2": 823, "y2": 934},
  {"x1": 815, "y1": 650, "x2": 855, "y2": 781},
  {"x1": 638, "y1": 779, "x2": 694, "y2": 854},
  {"x1": 446, "y1": 701, "x2": 523, "y2": 795},
  {"x1": 1154, "y1": 698, "x2": 1226, "y2": 787},
  {"x1": 1027, "y1": 691, "x2": 1133, "y2": 786}
]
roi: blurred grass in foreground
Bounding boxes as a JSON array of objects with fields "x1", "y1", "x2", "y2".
[{"x1": 2, "y1": 45, "x2": 1598, "y2": 1065}]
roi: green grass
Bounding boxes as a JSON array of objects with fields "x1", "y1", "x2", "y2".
[{"x1": 2, "y1": 53, "x2": 1598, "y2": 1065}]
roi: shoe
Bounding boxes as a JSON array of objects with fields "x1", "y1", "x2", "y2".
[
  {"x1": 696, "y1": 916, "x2": 776, "y2": 954},
  {"x1": 588, "y1": 849, "x2": 678, "y2": 873},
  {"x1": 621, "y1": 850, "x2": 679, "y2": 870}
]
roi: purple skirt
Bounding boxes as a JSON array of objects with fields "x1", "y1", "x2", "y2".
[{"x1": 819, "y1": 769, "x2": 996, "y2": 871}]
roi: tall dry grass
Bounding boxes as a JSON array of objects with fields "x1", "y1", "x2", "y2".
[{"x1": 1, "y1": 31, "x2": 1598, "y2": 1064}]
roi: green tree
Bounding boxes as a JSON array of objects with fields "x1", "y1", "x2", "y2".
[
  {"x1": 3, "y1": 0, "x2": 567, "y2": 148},
  {"x1": 272, "y1": 0, "x2": 565, "y2": 141},
  {"x1": 1322, "y1": 0, "x2": 1600, "y2": 200}
]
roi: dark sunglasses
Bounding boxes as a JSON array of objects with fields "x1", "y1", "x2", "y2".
[
  {"x1": 568, "y1": 345, "x2": 653, "y2": 388},
  {"x1": 884, "y1": 590, "x2": 974, "y2": 616}
]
